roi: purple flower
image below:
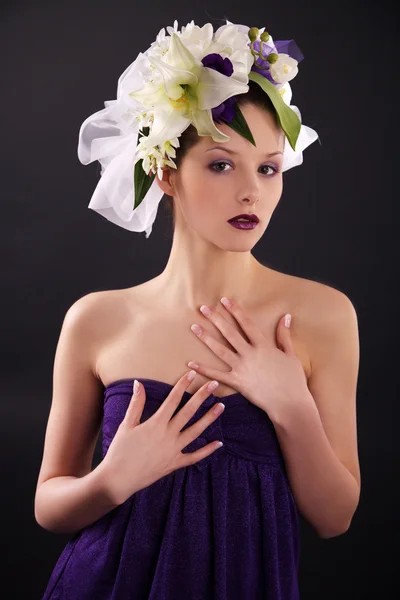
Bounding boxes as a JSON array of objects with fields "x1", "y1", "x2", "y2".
[
  {"x1": 201, "y1": 53, "x2": 237, "y2": 124},
  {"x1": 202, "y1": 53, "x2": 234, "y2": 77}
]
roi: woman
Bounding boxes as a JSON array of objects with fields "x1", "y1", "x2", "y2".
[{"x1": 35, "y1": 20, "x2": 361, "y2": 599}]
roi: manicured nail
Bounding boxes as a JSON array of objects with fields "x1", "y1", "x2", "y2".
[
  {"x1": 207, "y1": 380, "x2": 219, "y2": 392},
  {"x1": 191, "y1": 324, "x2": 202, "y2": 335},
  {"x1": 221, "y1": 297, "x2": 232, "y2": 308},
  {"x1": 213, "y1": 402, "x2": 225, "y2": 415},
  {"x1": 187, "y1": 370, "x2": 196, "y2": 381}
]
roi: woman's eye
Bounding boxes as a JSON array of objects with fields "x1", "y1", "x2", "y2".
[{"x1": 209, "y1": 161, "x2": 278, "y2": 175}]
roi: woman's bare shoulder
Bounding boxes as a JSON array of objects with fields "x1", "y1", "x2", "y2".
[
  {"x1": 276, "y1": 269, "x2": 356, "y2": 371},
  {"x1": 64, "y1": 288, "x2": 136, "y2": 344},
  {"x1": 261, "y1": 266, "x2": 354, "y2": 373},
  {"x1": 66, "y1": 277, "x2": 162, "y2": 339},
  {"x1": 264, "y1": 265, "x2": 349, "y2": 305},
  {"x1": 67, "y1": 288, "x2": 126, "y2": 322}
]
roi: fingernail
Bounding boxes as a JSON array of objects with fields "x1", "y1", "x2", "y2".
[
  {"x1": 284, "y1": 313, "x2": 291, "y2": 328},
  {"x1": 207, "y1": 380, "x2": 219, "y2": 392},
  {"x1": 187, "y1": 370, "x2": 196, "y2": 381},
  {"x1": 188, "y1": 361, "x2": 199, "y2": 369},
  {"x1": 200, "y1": 305, "x2": 212, "y2": 316},
  {"x1": 191, "y1": 324, "x2": 202, "y2": 335},
  {"x1": 214, "y1": 402, "x2": 225, "y2": 415},
  {"x1": 133, "y1": 379, "x2": 140, "y2": 394},
  {"x1": 221, "y1": 297, "x2": 232, "y2": 308}
]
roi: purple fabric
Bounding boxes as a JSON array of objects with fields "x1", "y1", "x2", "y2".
[
  {"x1": 274, "y1": 40, "x2": 304, "y2": 64},
  {"x1": 41, "y1": 378, "x2": 301, "y2": 599},
  {"x1": 250, "y1": 38, "x2": 304, "y2": 83}
]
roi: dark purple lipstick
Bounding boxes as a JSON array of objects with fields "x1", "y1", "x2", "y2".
[{"x1": 228, "y1": 213, "x2": 259, "y2": 230}]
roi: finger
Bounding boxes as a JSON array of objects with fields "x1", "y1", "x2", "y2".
[
  {"x1": 153, "y1": 370, "x2": 199, "y2": 423},
  {"x1": 187, "y1": 361, "x2": 234, "y2": 390},
  {"x1": 193, "y1": 326, "x2": 238, "y2": 366},
  {"x1": 220, "y1": 297, "x2": 264, "y2": 346},
  {"x1": 199, "y1": 307, "x2": 248, "y2": 354},
  {"x1": 168, "y1": 378, "x2": 222, "y2": 435},
  {"x1": 124, "y1": 379, "x2": 146, "y2": 426},
  {"x1": 177, "y1": 438, "x2": 224, "y2": 469},
  {"x1": 280, "y1": 313, "x2": 296, "y2": 355},
  {"x1": 174, "y1": 384, "x2": 225, "y2": 445}
]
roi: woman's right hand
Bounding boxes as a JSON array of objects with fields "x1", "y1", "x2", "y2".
[{"x1": 100, "y1": 371, "x2": 225, "y2": 506}]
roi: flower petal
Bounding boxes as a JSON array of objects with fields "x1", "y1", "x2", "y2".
[
  {"x1": 167, "y1": 31, "x2": 203, "y2": 72},
  {"x1": 197, "y1": 67, "x2": 249, "y2": 110},
  {"x1": 143, "y1": 105, "x2": 191, "y2": 147},
  {"x1": 191, "y1": 107, "x2": 230, "y2": 142},
  {"x1": 146, "y1": 55, "x2": 198, "y2": 99}
]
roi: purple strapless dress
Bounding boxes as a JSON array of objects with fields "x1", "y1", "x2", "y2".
[{"x1": 41, "y1": 378, "x2": 301, "y2": 599}]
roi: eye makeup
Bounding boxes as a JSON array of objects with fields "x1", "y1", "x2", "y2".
[{"x1": 208, "y1": 160, "x2": 280, "y2": 176}]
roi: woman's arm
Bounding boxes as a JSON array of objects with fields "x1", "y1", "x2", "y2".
[
  {"x1": 34, "y1": 463, "x2": 120, "y2": 534},
  {"x1": 34, "y1": 293, "x2": 122, "y2": 534},
  {"x1": 272, "y1": 288, "x2": 361, "y2": 538},
  {"x1": 273, "y1": 399, "x2": 360, "y2": 538}
]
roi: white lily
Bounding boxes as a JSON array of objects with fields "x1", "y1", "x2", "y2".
[
  {"x1": 77, "y1": 19, "x2": 320, "y2": 238},
  {"x1": 129, "y1": 30, "x2": 252, "y2": 151},
  {"x1": 155, "y1": 20, "x2": 253, "y2": 86}
]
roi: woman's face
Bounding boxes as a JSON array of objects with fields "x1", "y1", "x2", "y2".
[{"x1": 161, "y1": 102, "x2": 285, "y2": 249}]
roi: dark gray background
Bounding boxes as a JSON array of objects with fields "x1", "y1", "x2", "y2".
[{"x1": 1, "y1": 0, "x2": 396, "y2": 598}]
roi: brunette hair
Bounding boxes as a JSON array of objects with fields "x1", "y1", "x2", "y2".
[{"x1": 164, "y1": 79, "x2": 281, "y2": 226}]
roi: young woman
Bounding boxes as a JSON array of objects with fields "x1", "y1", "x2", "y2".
[{"x1": 35, "y1": 20, "x2": 361, "y2": 599}]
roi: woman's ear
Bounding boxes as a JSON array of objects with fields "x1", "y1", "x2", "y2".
[{"x1": 156, "y1": 167, "x2": 174, "y2": 196}]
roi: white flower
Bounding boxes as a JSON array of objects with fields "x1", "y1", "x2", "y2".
[
  {"x1": 142, "y1": 147, "x2": 175, "y2": 180},
  {"x1": 128, "y1": 21, "x2": 254, "y2": 165},
  {"x1": 135, "y1": 134, "x2": 180, "y2": 178},
  {"x1": 270, "y1": 53, "x2": 299, "y2": 85},
  {"x1": 77, "y1": 19, "x2": 320, "y2": 237}
]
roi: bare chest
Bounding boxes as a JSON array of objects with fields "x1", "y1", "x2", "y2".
[{"x1": 96, "y1": 278, "x2": 312, "y2": 400}]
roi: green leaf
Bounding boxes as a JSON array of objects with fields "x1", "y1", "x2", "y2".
[
  {"x1": 133, "y1": 126, "x2": 155, "y2": 210},
  {"x1": 140, "y1": 126, "x2": 150, "y2": 139},
  {"x1": 248, "y1": 71, "x2": 301, "y2": 151},
  {"x1": 133, "y1": 159, "x2": 156, "y2": 210},
  {"x1": 224, "y1": 103, "x2": 256, "y2": 146}
]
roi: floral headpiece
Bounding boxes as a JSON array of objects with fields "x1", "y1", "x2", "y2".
[{"x1": 77, "y1": 19, "x2": 319, "y2": 237}]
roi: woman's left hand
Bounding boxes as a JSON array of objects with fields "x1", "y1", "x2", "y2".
[{"x1": 188, "y1": 297, "x2": 313, "y2": 422}]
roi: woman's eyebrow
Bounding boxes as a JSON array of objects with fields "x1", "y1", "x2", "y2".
[{"x1": 204, "y1": 145, "x2": 283, "y2": 157}]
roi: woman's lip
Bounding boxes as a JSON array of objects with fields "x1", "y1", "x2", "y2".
[
  {"x1": 227, "y1": 218, "x2": 259, "y2": 223},
  {"x1": 228, "y1": 220, "x2": 258, "y2": 230}
]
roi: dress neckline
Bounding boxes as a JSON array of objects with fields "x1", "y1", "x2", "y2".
[{"x1": 103, "y1": 377, "x2": 244, "y2": 401}]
